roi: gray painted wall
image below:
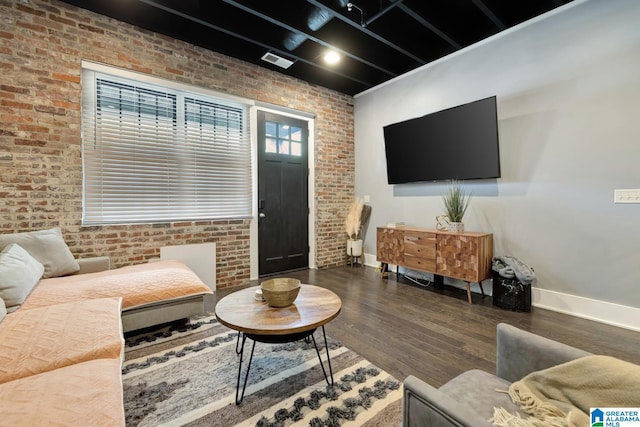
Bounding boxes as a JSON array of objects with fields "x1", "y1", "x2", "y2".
[{"x1": 354, "y1": 0, "x2": 640, "y2": 308}]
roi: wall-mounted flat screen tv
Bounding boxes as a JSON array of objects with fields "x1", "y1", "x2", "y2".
[{"x1": 383, "y1": 96, "x2": 501, "y2": 184}]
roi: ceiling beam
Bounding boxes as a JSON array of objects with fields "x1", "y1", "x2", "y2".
[
  {"x1": 472, "y1": 0, "x2": 506, "y2": 30},
  {"x1": 306, "y1": 0, "x2": 426, "y2": 66},
  {"x1": 221, "y1": 0, "x2": 397, "y2": 77},
  {"x1": 136, "y1": 0, "x2": 375, "y2": 87},
  {"x1": 364, "y1": 0, "x2": 404, "y2": 26},
  {"x1": 396, "y1": 3, "x2": 461, "y2": 49}
]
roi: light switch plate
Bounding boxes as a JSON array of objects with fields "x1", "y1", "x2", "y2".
[{"x1": 614, "y1": 189, "x2": 640, "y2": 204}]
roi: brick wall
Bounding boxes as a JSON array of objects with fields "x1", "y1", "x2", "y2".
[{"x1": 0, "y1": 0, "x2": 355, "y2": 288}]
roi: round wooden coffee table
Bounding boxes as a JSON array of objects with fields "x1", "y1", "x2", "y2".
[{"x1": 215, "y1": 284, "x2": 342, "y2": 404}]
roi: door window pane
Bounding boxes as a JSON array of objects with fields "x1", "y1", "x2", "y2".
[
  {"x1": 265, "y1": 122, "x2": 277, "y2": 138},
  {"x1": 291, "y1": 127, "x2": 302, "y2": 142},
  {"x1": 265, "y1": 138, "x2": 277, "y2": 153},
  {"x1": 291, "y1": 142, "x2": 301, "y2": 156},
  {"x1": 278, "y1": 140, "x2": 290, "y2": 155},
  {"x1": 278, "y1": 124, "x2": 290, "y2": 139}
]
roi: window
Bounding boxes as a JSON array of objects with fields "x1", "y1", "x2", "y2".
[
  {"x1": 81, "y1": 69, "x2": 251, "y2": 224},
  {"x1": 264, "y1": 121, "x2": 302, "y2": 156}
]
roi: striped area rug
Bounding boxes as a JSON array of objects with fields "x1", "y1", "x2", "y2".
[{"x1": 122, "y1": 316, "x2": 403, "y2": 426}]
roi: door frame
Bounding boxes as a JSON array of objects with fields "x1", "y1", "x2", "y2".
[{"x1": 249, "y1": 105, "x2": 316, "y2": 280}]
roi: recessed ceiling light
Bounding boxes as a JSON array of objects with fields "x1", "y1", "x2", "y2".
[{"x1": 323, "y1": 51, "x2": 341, "y2": 65}]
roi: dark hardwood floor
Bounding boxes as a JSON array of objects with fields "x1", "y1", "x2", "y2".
[{"x1": 213, "y1": 265, "x2": 640, "y2": 388}]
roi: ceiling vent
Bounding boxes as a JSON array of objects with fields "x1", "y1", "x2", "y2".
[{"x1": 261, "y1": 52, "x2": 295, "y2": 69}]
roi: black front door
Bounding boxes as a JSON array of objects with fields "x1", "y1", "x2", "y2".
[{"x1": 257, "y1": 111, "x2": 309, "y2": 276}]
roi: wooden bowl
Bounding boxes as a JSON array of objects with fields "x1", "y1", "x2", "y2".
[{"x1": 260, "y1": 278, "x2": 301, "y2": 307}]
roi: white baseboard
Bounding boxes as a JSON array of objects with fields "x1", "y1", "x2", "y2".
[
  {"x1": 363, "y1": 253, "x2": 381, "y2": 269},
  {"x1": 363, "y1": 252, "x2": 640, "y2": 332},
  {"x1": 532, "y1": 287, "x2": 640, "y2": 332}
]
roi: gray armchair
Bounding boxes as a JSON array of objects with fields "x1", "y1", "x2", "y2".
[{"x1": 402, "y1": 323, "x2": 592, "y2": 427}]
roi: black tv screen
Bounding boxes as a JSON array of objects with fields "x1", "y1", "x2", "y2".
[{"x1": 383, "y1": 96, "x2": 501, "y2": 184}]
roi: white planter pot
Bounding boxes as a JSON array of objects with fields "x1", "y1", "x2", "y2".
[
  {"x1": 346, "y1": 239, "x2": 363, "y2": 256},
  {"x1": 448, "y1": 222, "x2": 464, "y2": 233}
]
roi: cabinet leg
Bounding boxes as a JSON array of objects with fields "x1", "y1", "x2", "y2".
[
  {"x1": 380, "y1": 262, "x2": 389, "y2": 278},
  {"x1": 478, "y1": 281, "x2": 485, "y2": 297},
  {"x1": 466, "y1": 282, "x2": 472, "y2": 304},
  {"x1": 433, "y1": 274, "x2": 444, "y2": 289}
]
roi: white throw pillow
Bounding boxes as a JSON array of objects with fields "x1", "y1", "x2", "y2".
[
  {"x1": 0, "y1": 297, "x2": 6, "y2": 323},
  {"x1": 0, "y1": 228, "x2": 79, "y2": 278},
  {"x1": 0, "y1": 243, "x2": 45, "y2": 312}
]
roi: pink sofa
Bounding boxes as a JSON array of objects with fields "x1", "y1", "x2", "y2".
[{"x1": 0, "y1": 228, "x2": 213, "y2": 425}]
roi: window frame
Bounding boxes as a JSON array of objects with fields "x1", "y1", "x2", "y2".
[{"x1": 81, "y1": 63, "x2": 253, "y2": 225}]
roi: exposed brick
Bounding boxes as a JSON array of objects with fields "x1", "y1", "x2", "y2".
[
  {"x1": 34, "y1": 105, "x2": 66, "y2": 115},
  {"x1": 52, "y1": 100, "x2": 79, "y2": 110},
  {"x1": 131, "y1": 64, "x2": 152, "y2": 74},
  {"x1": 77, "y1": 23, "x2": 104, "y2": 34},
  {"x1": 13, "y1": 138, "x2": 46, "y2": 147},
  {"x1": 17, "y1": 4, "x2": 47, "y2": 17},
  {"x1": 165, "y1": 66, "x2": 183, "y2": 76},
  {"x1": 0, "y1": 99, "x2": 32, "y2": 110},
  {"x1": 18, "y1": 124, "x2": 49, "y2": 133},
  {"x1": 16, "y1": 21, "x2": 47, "y2": 34},
  {"x1": 0, "y1": 0, "x2": 354, "y2": 289},
  {"x1": 0, "y1": 84, "x2": 30, "y2": 95},
  {"x1": 118, "y1": 48, "x2": 146, "y2": 62},
  {"x1": 52, "y1": 72, "x2": 80, "y2": 84},
  {"x1": 48, "y1": 13, "x2": 76, "y2": 27}
]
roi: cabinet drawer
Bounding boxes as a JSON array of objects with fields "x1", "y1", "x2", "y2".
[
  {"x1": 404, "y1": 232, "x2": 436, "y2": 257},
  {"x1": 404, "y1": 242, "x2": 436, "y2": 258},
  {"x1": 404, "y1": 231, "x2": 436, "y2": 245},
  {"x1": 403, "y1": 254, "x2": 436, "y2": 272}
]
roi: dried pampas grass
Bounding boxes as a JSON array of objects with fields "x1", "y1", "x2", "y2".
[{"x1": 345, "y1": 199, "x2": 371, "y2": 240}]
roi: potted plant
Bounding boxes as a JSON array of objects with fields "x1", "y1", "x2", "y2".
[
  {"x1": 442, "y1": 180, "x2": 471, "y2": 232},
  {"x1": 345, "y1": 199, "x2": 372, "y2": 257}
]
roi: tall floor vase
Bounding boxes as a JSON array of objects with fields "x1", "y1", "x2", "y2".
[{"x1": 346, "y1": 239, "x2": 363, "y2": 267}]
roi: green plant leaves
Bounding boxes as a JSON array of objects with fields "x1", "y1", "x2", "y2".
[{"x1": 442, "y1": 180, "x2": 471, "y2": 222}]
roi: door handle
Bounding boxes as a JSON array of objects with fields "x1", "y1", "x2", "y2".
[{"x1": 259, "y1": 212, "x2": 266, "y2": 218}]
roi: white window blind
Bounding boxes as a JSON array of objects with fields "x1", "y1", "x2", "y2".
[{"x1": 81, "y1": 69, "x2": 251, "y2": 224}]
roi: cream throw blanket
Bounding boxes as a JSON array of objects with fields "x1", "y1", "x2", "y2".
[{"x1": 491, "y1": 355, "x2": 640, "y2": 427}]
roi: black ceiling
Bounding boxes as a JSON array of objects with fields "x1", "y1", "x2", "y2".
[{"x1": 61, "y1": 0, "x2": 573, "y2": 96}]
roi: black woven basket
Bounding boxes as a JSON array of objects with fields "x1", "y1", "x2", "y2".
[{"x1": 492, "y1": 271, "x2": 531, "y2": 312}]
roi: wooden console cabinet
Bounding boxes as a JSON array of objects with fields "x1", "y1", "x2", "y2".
[{"x1": 376, "y1": 226, "x2": 493, "y2": 304}]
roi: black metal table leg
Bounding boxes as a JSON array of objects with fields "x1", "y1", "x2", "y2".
[
  {"x1": 234, "y1": 327, "x2": 335, "y2": 404},
  {"x1": 311, "y1": 326, "x2": 334, "y2": 386},
  {"x1": 235, "y1": 331, "x2": 242, "y2": 355},
  {"x1": 235, "y1": 333, "x2": 256, "y2": 405}
]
